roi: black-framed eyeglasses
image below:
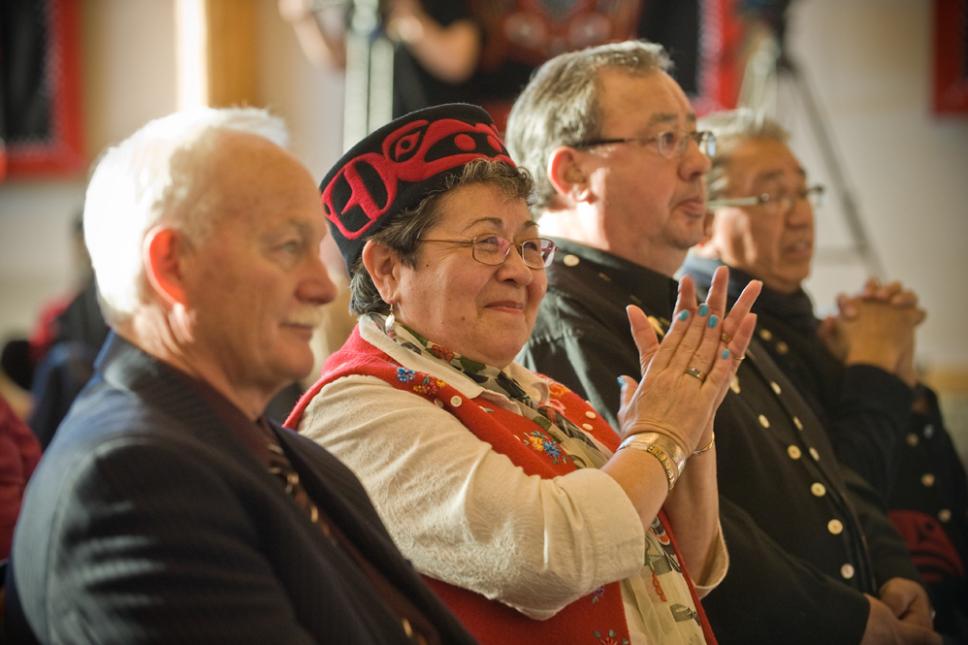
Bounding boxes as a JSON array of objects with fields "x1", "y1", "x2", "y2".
[
  {"x1": 573, "y1": 130, "x2": 717, "y2": 159},
  {"x1": 418, "y1": 234, "x2": 557, "y2": 270},
  {"x1": 707, "y1": 184, "x2": 826, "y2": 212}
]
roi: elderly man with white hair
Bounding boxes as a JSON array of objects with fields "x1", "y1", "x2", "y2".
[{"x1": 5, "y1": 108, "x2": 475, "y2": 645}]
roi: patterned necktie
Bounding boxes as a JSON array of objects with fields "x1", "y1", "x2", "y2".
[{"x1": 260, "y1": 421, "x2": 437, "y2": 644}]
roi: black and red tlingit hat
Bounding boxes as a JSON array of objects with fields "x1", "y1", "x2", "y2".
[{"x1": 319, "y1": 103, "x2": 514, "y2": 270}]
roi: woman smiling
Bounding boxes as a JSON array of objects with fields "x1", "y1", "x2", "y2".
[{"x1": 288, "y1": 104, "x2": 760, "y2": 644}]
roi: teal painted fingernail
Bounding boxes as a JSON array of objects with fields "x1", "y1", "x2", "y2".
[
  {"x1": 708, "y1": 314, "x2": 719, "y2": 328},
  {"x1": 698, "y1": 303, "x2": 709, "y2": 317},
  {"x1": 678, "y1": 310, "x2": 690, "y2": 321},
  {"x1": 617, "y1": 377, "x2": 625, "y2": 387},
  {"x1": 722, "y1": 348, "x2": 731, "y2": 359}
]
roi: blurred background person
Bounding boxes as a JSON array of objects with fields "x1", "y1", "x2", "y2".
[{"x1": 279, "y1": 0, "x2": 701, "y2": 130}]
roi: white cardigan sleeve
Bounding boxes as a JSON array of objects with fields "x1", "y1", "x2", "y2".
[{"x1": 300, "y1": 374, "x2": 647, "y2": 619}]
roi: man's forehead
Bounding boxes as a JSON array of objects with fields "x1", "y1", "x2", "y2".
[
  {"x1": 752, "y1": 167, "x2": 806, "y2": 184},
  {"x1": 732, "y1": 139, "x2": 805, "y2": 182},
  {"x1": 598, "y1": 69, "x2": 695, "y2": 128},
  {"x1": 647, "y1": 111, "x2": 697, "y2": 127}
]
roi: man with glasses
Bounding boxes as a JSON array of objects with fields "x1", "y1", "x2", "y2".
[
  {"x1": 686, "y1": 108, "x2": 967, "y2": 640},
  {"x1": 508, "y1": 41, "x2": 939, "y2": 644}
]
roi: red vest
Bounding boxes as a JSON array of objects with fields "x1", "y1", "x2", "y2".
[{"x1": 288, "y1": 328, "x2": 715, "y2": 644}]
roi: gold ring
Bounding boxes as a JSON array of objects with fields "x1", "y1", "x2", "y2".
[
  {"x1": 721, "y1": 332, "x2": 732, "y2": 344},
  {"x1": 733, "y1": 353, "x2": 746, "y2": 362},
  {"x1": 685, "y1": 366, "x2": 705, "y2": 381}
]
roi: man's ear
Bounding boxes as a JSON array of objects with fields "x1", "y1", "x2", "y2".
[
  {"x1": 143, "y1": 226, "x2": 190, "y2": 307},
  {"x1": 360, "y1": 239, "x2": 402, "y2": 304},
  {"x1": 548, "y1": 146, "x2": 591, "y2": 204}
]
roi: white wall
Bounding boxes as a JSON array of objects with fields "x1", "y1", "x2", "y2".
[
  {"x1": 783, "y1": 0, "x2": 968, "y2": 373},
  {"x1": 1, "y1": 0, "x2": 965, "y2": 377}
]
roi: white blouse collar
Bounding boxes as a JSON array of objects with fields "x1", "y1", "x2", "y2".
[{"x1": 358, "y1": 315, "x2": 550, "y2": 406}]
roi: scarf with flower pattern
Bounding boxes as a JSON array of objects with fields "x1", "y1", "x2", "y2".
[{"x1": 385, "y1": 316, "x2": 609, "y2": 470}]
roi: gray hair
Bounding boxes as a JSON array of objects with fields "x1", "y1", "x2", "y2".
[
  {"x1": 699, "y1": 108, "x2": 789, "y2": 200},
  {"x1": 84, "y1": 107, "x2": 288, "y2": 326},
  {"x1": 349, "y1": 159, "x2": 533, "y2": 315},
  {"x1": 506, "y1": 40, "x2": 671, "y2": 212}
]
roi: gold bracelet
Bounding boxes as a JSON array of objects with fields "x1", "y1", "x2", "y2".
[
  {"x1": 618, "y1": 433, "x2": 686, "y2": 491},
  {"x1": 693, "y1": 432, "x2": 716, "y2": 455}
]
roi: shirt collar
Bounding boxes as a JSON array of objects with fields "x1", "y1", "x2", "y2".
[
  {"x1": 681, "y1": 253, "x2": 819, "y2": 335},
  {"x1": 358, "y1": 316, "x2": 550, "y2": 405},
  {"x1": 548, "y1": 238, "x2": 679, "y2": 320}
]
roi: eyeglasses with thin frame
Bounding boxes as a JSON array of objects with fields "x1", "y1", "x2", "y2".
[
  {"x1": 707, "y1": 184, "x2": 826, "y2": 212},
  {"x1": 573, "y1": 129, "x2": 717, "y2": 159},
  {"x1": 418, "y1": 234, "x2": 557, "y2": 270}
]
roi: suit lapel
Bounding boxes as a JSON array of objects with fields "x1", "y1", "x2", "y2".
[{"x1": 270, "y1": 426, "x2": 431, "y2": 592}]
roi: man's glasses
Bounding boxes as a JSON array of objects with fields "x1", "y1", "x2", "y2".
[
  {"x1": 419, "y1": 235, "x2": 557, "y2": 269},
  {"x1": 707, "y1": 185, "x2": 826, "y2": 212},
  {"x1": 574, "y1": 130, "x2": 717, "y2": 159}
]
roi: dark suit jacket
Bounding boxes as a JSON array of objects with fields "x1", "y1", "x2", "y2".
[{"x1": 7, "y1": 334, "x2": 475, "y2": 644}]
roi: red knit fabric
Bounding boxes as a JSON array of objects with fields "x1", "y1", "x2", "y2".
[
  {"x1": 0, "y1": 394, "x2": 41, "y2": 558},
  {"x1": 288, "y1": 327, "x2": 716, "y2": 644}
]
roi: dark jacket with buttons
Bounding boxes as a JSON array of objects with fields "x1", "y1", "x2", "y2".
[
  {"x1": 520, "y1": 239, "x2": 919, "y2": 645},
  {"x1": 682, "y1": 255, "x2": 968, "y2": 640}
]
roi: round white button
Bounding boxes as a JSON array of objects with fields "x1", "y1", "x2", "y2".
[
  {"x1": 581, "y1": 423, "x2": 594, "y2": 431},
  {"x1": 811, "y1": 483, "x2": 827, "y2": 497},
  {"x1": 450, "y1": 395, "x2": 463, "y2": 407},
  {"x1": 770, "y1": 381, "x2": 782, "y2": 395},
  {"x1": 809, "y1": 447, "x2": 820, "y2": 461},
  {"x1": 840, "y1": 563, "x2": 855, "y2": 580},
  {"x1": 938, "y1": 509, "x2": 952, "y2": 523},
  {"x1": 828, "y1": 519, "x2": 844, "y2": 535},
  {"x1": 759, "y1": 329, "x2": 774, "y2": 341},
  {"x1": 787, "y1": 445, "x2": 802, "y2": 460},
  {"x1": 758, "y1": 414, "x2": 770, "y2": 429},
  {"x1": 776, "y1": 341, "x2": 789, "y2": 355},
  {"x1": 906, "y1": 433, "x2": 920, "y2": 447},
  {"x1": 584, "y1": 410, "x2": 597, "y2": 419},
  {"x1": 563, "y1": 254, "x2": 580, "y2": 267},
  {"x1": 921, "y1": 473, "x2": 935, "y2": 487}
]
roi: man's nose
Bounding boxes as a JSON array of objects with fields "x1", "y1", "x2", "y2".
[
  {"x1": 680, "y1": 139, "x2": 711, "y2": 180},
  {"x1": 300, "y1": 253, "x2": 339, "y2": 305}
]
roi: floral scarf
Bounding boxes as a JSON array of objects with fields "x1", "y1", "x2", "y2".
[{"x1": 385, "y1": 317, "x2": 608, "y2": 470}]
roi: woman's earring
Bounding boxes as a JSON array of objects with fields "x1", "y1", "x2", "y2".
[{"x1": 384, "y1": 302, "x2": 396, "y2": 335}]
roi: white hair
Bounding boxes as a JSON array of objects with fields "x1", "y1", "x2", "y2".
[
  {"x1": 699, "y1": 108, "x2": 790, "y2": 200},
  {"x1": 84, "y1": 107, "x2": 289, "y2": 325}
]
